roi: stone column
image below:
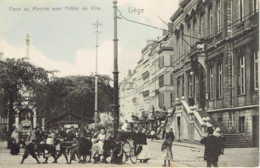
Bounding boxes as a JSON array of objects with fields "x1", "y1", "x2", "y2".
[
  {"x1": 15, "y1": 114, "x2": 19, "y2": 129},
  {"x1": 33, "y1": 110, "x2": 37, "y2": 129},
  {"x1": 42, "y1": 117, "x2": 45, "y2": 131}
]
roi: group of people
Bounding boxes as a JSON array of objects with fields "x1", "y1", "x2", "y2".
[
  {"x1": 9, "y1": 126, "x2": 153, "y2": 165},
  {"x1": 10, "y1": 125, "x2": 225, "y2": 167}
]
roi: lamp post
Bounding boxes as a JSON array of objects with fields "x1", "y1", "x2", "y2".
[
  {"x1": 93, "y1": 20, "x2": 102, "y2": 124},
  {"x1": 113, "y1": 0, "x2": 119, "y2": 137}
]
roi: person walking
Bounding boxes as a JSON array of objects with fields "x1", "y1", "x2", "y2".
[
  {"x1": 10, "y1": 128, "x2": 20, "y2": 155},
  {"x1": 201, "y1": 127, "x2": 220, "y2": 167},
  {"x1": 43, "y1": 129, "x2": 57, "y2": 164},
  {"x1": 219, "y1": 132, "x2": 226, "y2": 155},
  {"x1": 20, "y1": 140, "x2": 40, "y2": 164},
  {"x1": 136, "y1": 128, "x2": 150, "y2": 163},
  {"x1": 161, "y1": 131, "x2": 173, "y2": 167},
  {"x1": 169, "y1": 128, "x2": 175, "y2": 144}
]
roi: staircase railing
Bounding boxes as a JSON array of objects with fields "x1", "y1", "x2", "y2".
[{"x1": 182, "y1": 100, "x2": 207, "y2": 136}]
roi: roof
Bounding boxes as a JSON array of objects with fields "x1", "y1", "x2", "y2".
[{"x1": 47, "y1": 112, "x2": 94, "y2": 124}]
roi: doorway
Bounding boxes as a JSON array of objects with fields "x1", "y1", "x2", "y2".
[
  {"x1": 252, "y1": 115, "x2": 259, "y2": 147},
  {"x1": 177, "y1": 116, "x2": 181, "y2": 141}
]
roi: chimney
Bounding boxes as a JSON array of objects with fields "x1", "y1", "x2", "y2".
[
  {"x1": 128, "y1": 69, "x2": 132, "y2": 76},
  {"x1": 162, "y1": 30, "x2": 168, "y2": 36}
]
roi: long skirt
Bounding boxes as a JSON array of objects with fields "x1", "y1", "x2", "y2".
[
  {"x1": 137, "y1": 145, "x2": 150, "y2": 160},
  {"x1": 162, "y1": 146, "x2": 173, "y2": 161},
  {"x1": 97, "y1": 141, "x2": 104, "y2": 155},
  {"x1": 10, "y1": 142, "x2": 20, "y2": 155}
]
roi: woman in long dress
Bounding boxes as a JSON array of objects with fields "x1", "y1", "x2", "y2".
[
  {"x1": 136, "y1": 128, "x2": 150, "y2": 163},
  {"x1": 161, "y1": 132, "x2": 173, "y2": 167},
  {"x1": 10, "y1": 128, "x2": 20, "y2": 155}
]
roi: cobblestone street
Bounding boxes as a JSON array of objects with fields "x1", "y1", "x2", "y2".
[{"x1": 0, "y1": 140, "x2": 258, "y2": 167}]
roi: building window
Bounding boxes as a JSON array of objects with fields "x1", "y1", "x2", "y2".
[
  {"x1": 170, "y1": 74, "x2": 174, "y2": 86},
  {"x1": 216, "y1": 63, "x2": 222, "y2": 98},
  {"x1": 158, "y1": 56, "x2": 164, "y2": 68},
  {"x1": 182, "y1": 75, "x2": 185, "y2": 97},
  {"x1": 177, "y1": 77, "x2": 180, "y2": 98},
  {"x1": 142, "y1": 71, "x2": 149, "y2": 80},
  {"x1": 170, "y1": 92, "x2": 174, "y2": 106},
  {"x1": 217, "y1": 0, "x2": 221, "y2": 32},
  {"x1": 200, "y1": 15, "x2": 204, "y2": 37},
  {"x1": 209, "y1": 8, "x2": 213, "y2": 36},
  {"x1": 170, "y1": 55, "x2": 173, "y2": 66},
  {"x1": 254, "y1": 50, "x2": 259, "y2": 90},
  {"x1": 159, "y1": 93, "x2": 165, "y2": 107},
  {"x1": 159, "y1": 75, "x2": 164, "y2": 88},
  {"x1": 193, "y1": 20, "x2": 197, "y2": 45},
  {"x1": 209, "y1": 67, "x2": 214, "y2": 99},
  {"x1": 252, "y1": 0, "x2": 259, "y2": 13},
  {"x1": 238, "y1": 55, "x2": 246, "y2": 95},
  {"x1": 239, "y1": 116, "x2": 245, "y2": 133},
  {"x1": 188, "y1": 75, "x2": 192, "y2": 97},
  {"x1": 238, "y1": 0, "x2": 245, "y2": 22}
]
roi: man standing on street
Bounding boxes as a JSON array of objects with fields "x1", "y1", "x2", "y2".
[{"x1": 200, "y1": 127, "x2": 220, "y2": 167}]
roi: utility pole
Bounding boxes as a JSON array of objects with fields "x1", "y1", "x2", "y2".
[
  {"x1": 113, "y1": 0, "x2": 119, "y2": 137},
  {"x1": 93, "y1": 20, "x2": 102, "y2": 125},
  {"x1": 25, "y1": 34, "x2": 30, "y2": 60}
]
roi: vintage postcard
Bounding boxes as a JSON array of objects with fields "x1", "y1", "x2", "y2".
[{"x1": 0, "y1": 0, "x2": 259, "y2": 167}]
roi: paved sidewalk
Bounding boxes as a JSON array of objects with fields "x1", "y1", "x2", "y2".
[{"x1": 151, "y1": 139, "x2": 203, "y2": 149}]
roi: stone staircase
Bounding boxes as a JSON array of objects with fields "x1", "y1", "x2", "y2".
[
  {"x1": 224, "y1": 133, "x2": 252, "y2": 148},
  {"x1": 190, "y1": 109, "x2": 252, "y2": 148}
]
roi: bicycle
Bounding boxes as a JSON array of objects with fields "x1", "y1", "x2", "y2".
[{"x1": 111, "y1": 138, "x2": 137, "y2": 164}]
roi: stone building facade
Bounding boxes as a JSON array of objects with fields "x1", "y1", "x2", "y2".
[
  {"x1": 120, "y1": 0, "x2": 259, "y2": 146},
  {"x1": 168, "y1": 0, "x2": 259, "y2": 146}
]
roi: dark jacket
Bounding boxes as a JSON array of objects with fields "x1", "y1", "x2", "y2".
[
  {"x1": 139, "y1": 132, "x2": 147, "y2": 145},
  {"x1": 169, "y1": 131, "x2": 175, "y2": 142},
  {"x1": 200, "y1": 135, "x2": 220, "y2": 162}
]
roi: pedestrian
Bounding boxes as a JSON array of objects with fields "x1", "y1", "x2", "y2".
[
  {"x1": 66, "y1": 130, "x2": 75, "y2": 141},
  {"x1": 53, "y1": 137, "x2": 69, "y2": 164},
  {"x1": 10, "y1": 128, "x2": 20, "y2": 155},
  {"x1": 136, "y1": 128, "x2": 150, "y2": 163},
  {"x1": 27, "y1": 128, "x2": 37, "y2": 143},
  {"x1": 219, "y1": 132, "x2": 226, "y2": 155},
  {"x1": 200, "y1": 126, "x2": 220, "y2": 167},
  {"x1": 97, "y1": 128, "x2": 106, "y2": 162},
  {"x1": 150, "y1": 129, "x2": 156, "y2": 141},
  {"x1": 68, "y1": 138, "x2": 80, "y2": 164},
  {"x1": 162, "y1": 128, "x2": 166, "y2": 140},
  {"x1": 169, "y1": 128, "x2": 175, "y2": 144},
  {"x1": 161, "y1": 131, "x2": 173, "y2": 167},
  {"x1": 20, "y1": 140, "x2": 40, "y2": 164},
  {"x1": 43, "y1": 129, "x2": 57, "y2": 164},
  {"x1": 133, "y1": 127, "x2": 140, "y2": 155}
]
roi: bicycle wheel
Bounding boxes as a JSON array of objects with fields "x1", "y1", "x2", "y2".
[
  {"x1": 111, "y1": 147, "x2": 126, "y2": 164},
  {"x1": 129, "y1": 148, "x2": 137, "y2": 164}
]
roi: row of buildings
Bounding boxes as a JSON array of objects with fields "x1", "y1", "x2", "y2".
[{"x1": 119, "y1": 0, "x2": 259, "y2": 147}]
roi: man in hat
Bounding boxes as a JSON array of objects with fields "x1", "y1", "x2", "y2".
[{"x1": 201, "y1": 126, "x2": 220, "y2": 167}]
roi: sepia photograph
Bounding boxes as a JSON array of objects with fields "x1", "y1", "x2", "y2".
[{"x1": 0, "y1": 0, "x2": 259, "y2": 167}]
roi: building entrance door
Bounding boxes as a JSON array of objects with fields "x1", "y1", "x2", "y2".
[
  {"x1": 252, "y1": 115, "x2": 259, "y2": 147},
  {"x1": 177, "y1": 116, "x2": 181, "y2": 141}
]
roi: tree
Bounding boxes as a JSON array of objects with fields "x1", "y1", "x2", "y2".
[{"x1": 0, "y1": 58, "x2": 52, "y2": 131}]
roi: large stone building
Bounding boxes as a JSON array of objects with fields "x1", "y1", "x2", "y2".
[{"x1": 120, "y1": 0, "x2": 259, "y2": 147}]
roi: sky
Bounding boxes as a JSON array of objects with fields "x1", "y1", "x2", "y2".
[{"x1": 0, "y1": 0, "x2": 179, "y2": 81}]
